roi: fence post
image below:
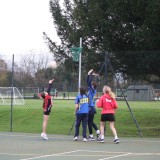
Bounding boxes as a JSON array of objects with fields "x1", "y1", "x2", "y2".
[{"x1": 10, "y1": 54, "x2": 14, "y2": 132}]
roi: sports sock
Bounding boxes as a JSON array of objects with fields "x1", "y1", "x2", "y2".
[
  {"x1": 101, "y1": 135, "x2": 104, "y2": 139},
  {"x1": 115, "y1": 136, "x2": 118, "y2": 140},
  {"x1": 96, "y1": 130, "x2": 100, "y2": 134}
]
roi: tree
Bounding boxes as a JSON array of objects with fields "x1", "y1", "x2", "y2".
[
  {"x1": 15, "y1": 53, "x2": 52, "y2": 86},
  {"x1": 44, "y1": 0, "x2": 160, "y2": 82},
  {"x1": 0, "y1": 58, "x2": 8, "y2": 86}
]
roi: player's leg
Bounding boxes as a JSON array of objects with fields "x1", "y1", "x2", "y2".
[
  {"x1": 100, "y1": 121, "x2": 105, "y2": 141},
  {"x1": 92, "y1": 114, "x2": 100, "y2": 139},
  {"x1": 89, "y1": 113, "x2": 100, "y2": 140},
  {"x1": 109, "y1": 121, "x2": 119, "y2": 144},
  {"x1": 74, "y1": 114, "x2": 82, "y2": 140},
  {"x1": 41, "y1": 114, "x2": 49, "y2": 140},
  {"x1": 82, "y1": 113, "x2": 88, "y2": 142},
  {"x1": 88, "y1": 114, "x2": 94, "y2": 140},
  {"x1": 99, "y1": 114, "x2": 107, "y2": 142},
  {"x1": 41, "y1": 108, "x2": 51, "y2": 140},
  {"x1": 42, "y1": 115, "x2": 49, "y2": 133}
]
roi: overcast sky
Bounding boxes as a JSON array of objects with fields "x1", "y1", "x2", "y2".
[{"x1": 0, "y1": 0, "x2": 62, "y2": 55}]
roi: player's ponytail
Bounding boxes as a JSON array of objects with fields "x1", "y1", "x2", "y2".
[
  {"x1": 109, "y1": 91, "x2": 116, "y2": 99},
  {"x1": 103, "y1": 85, "x2": 116, "y2": 99}
]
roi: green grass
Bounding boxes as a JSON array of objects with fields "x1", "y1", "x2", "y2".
[{"x1": 0, "y1": 99, "x2": 160, "y2": 137}]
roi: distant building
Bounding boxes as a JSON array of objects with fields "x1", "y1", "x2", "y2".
[{"x1": 127, "y1": 85, "x2": 154, "y2": 101}]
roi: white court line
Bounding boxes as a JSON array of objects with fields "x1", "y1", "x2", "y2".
[
  {"x1": 79, "y1": 150, "x2": 128, "y2": 154},
  {"x1": 0, "y1": 133, "x2": 159, "y2": 143},
  {"x1": 0, "y1": 133, "x2": 72, "y2": 140},
  {"x1": 33, "y1": 155, "x2": 120, "y2": 157},
  {"x1": 0, "y1": 153, "x2": 39, "y2": 156},
  {"x1": 2, "y1": 149, "x2": 160, "y2": 160},
  {"x1": 79, "y1": 150, "x2": 160, "y2": 156},
  {"x1": 120, "y1": 139, "x2": 160, "y2": 143},
  {"x1": 20, "y1": 150, "x2": 80, "y2": 160},
  {"x1": 131, "y1": 153, "x2": 160, "y2": 156},
  {"x1": 98, "y1": 153, "x2": 131, "y2": 160}
]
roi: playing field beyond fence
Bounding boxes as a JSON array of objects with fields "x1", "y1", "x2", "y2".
[{"x1": 0, "y1": 99, "x2": 159, "y2": 137}]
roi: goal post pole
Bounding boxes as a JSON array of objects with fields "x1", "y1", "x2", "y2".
[
  {"x1": 68, "y1": 38, "x2": 82, "y2": 134},
  {"x1": 78, "y1": 37, "x2": 82, "y2": 92}
]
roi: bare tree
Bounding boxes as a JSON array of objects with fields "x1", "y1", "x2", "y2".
[
  {"x1": 0, "y1": 57, "x2": 8, "y2": 86},
  {"x1": 18, "y1": 53, "x2": 51, "y2": 77},
  {"x1": 11, "y1": 52, "x2": 54, "y2": 86}
]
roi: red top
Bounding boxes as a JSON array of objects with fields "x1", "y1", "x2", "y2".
[
  {"x1": 96, "y1": 93, "x2": 118, "y2": 114},
  {"x1": 43, "y1": 95, "x2": 52, "y2": 111}
]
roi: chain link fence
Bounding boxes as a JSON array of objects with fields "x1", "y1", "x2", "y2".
[{"x1": 0, "y1": 52, "x2": 160, "y2": 137}]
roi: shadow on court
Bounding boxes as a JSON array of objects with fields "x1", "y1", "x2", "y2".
[{"x1": 0, "y1": 132, "x2": 159, "y2": 160}]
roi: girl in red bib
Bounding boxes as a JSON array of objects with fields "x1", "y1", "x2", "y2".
[
  {"x1": 40, "y1": 79, "x2": 54, "y2": 140},
  {"x1": 96, "y1": 85, "x2": 119, "y2": 143}
]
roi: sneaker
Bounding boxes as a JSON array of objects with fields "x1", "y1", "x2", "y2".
[
  {"x1": 83, "y1": 138, "x2": 88, "y2": 142},
  {"x1": 73, "y1": 136, "x2": 78, "y2": 141},
  {"x1": 114, "y1": 139, "x2": 119, "y2": 144},
  {"x1": 88, "y1": 136, "x2": 95, "y2": 141},
  {"x1": 41, "y1": 133, "x2": 48, "y2": 140},
  {"x1": 97, "y1": 134, "x2": 100, "y2": 140},
  {"x1": 98, "y1": 138, "x2": 104, "y2": 143}
]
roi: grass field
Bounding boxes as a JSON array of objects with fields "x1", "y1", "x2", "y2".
[{"x1": 0, "y1": 99, "x2": 159, "y2": 137}]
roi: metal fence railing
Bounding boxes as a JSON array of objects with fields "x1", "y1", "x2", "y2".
[{"x1": 0, "y1": 52, "x2": 160, "y2": 137}]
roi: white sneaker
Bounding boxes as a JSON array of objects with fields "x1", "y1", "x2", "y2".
[
  {"x1": 99, "y1": 139, "x2": 104, "y2": 143},
  {"x1": 88, "y1": 136, "x2": 95, "y2": 141},
  {"x1": 41, "y1": 133, "x2": 48, "y2": 140},
  {"x1": 83, "y1": 138, "x2": 88, "y2": 142},
  {"x1": 73, "y1": 136, "x2": 78, "y2": 141},
  {"x1": 114, "y1": 139, "x2": 119, "y2": 144}
]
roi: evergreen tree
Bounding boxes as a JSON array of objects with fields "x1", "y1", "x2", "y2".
[{"x1": 44, "y1": 0, "x2": 160, "y2": 82}]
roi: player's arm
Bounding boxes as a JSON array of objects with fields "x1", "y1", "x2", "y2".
[
  {"x1": 87, "y1": 69, "x2": 93, "y2": 87},
  {"x1": 74, "y1": 104, "x2": 79, "y2": 115},
  {"x1": 87, "y1": 69, "x2": 99, "y2": 87},
  {"x1": 47, "y1": 79, "x2": 54, "y2": 95},
  {"x1": 96, "y1": 97, "x2": 103, "y2": 108},
  {"x1": 113, "y1": 99, "x2": 118, "y2": 109},
  {"x1": 74, "y1": 96, "x2": 80, "y2": 114}
]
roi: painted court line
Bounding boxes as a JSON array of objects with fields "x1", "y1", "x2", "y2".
[
  {"x1": 20, "y1": 150, "x2": 128, "y2": 160},
  {"x1": 79, "y1": 150, "x2": 160, "y2": 156},
  {"x1": 121, "y1": 139, "x2": 160, "y2": 143},
  {"x1": 0, "y1": 132, "x2": 159, "y2": 143},
  {"x1": 43, "y1": 155, "x2": 118, "y2": 157},
  {"x1": 0, "y1": 153, "x2": 39, "y2": 156},
  {"x1": 0, "y1": 133, "x2": 72, "y2": 140},
  {"x1": 79, "y1": 150, "x2": 128, "y2": 154},
  {"x1": 98, "y1": 153, "x2": 131, "y2": 160},
  {"x1": 131, "y1": 153, "x2": 160, "y2": 156},
  {"x1": 2, "y1": 149, "x2": 159, "y2": 160},
  {"x1": 20, "y1": 150, "x2": 80, "y2": 160},
  {"x1": 76, "y1": 150, "x2": 160, "y2": 159}
]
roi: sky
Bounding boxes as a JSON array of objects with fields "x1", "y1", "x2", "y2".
[{"x1": 0, "y1": 0, "x2": 62, "y2": 55}]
